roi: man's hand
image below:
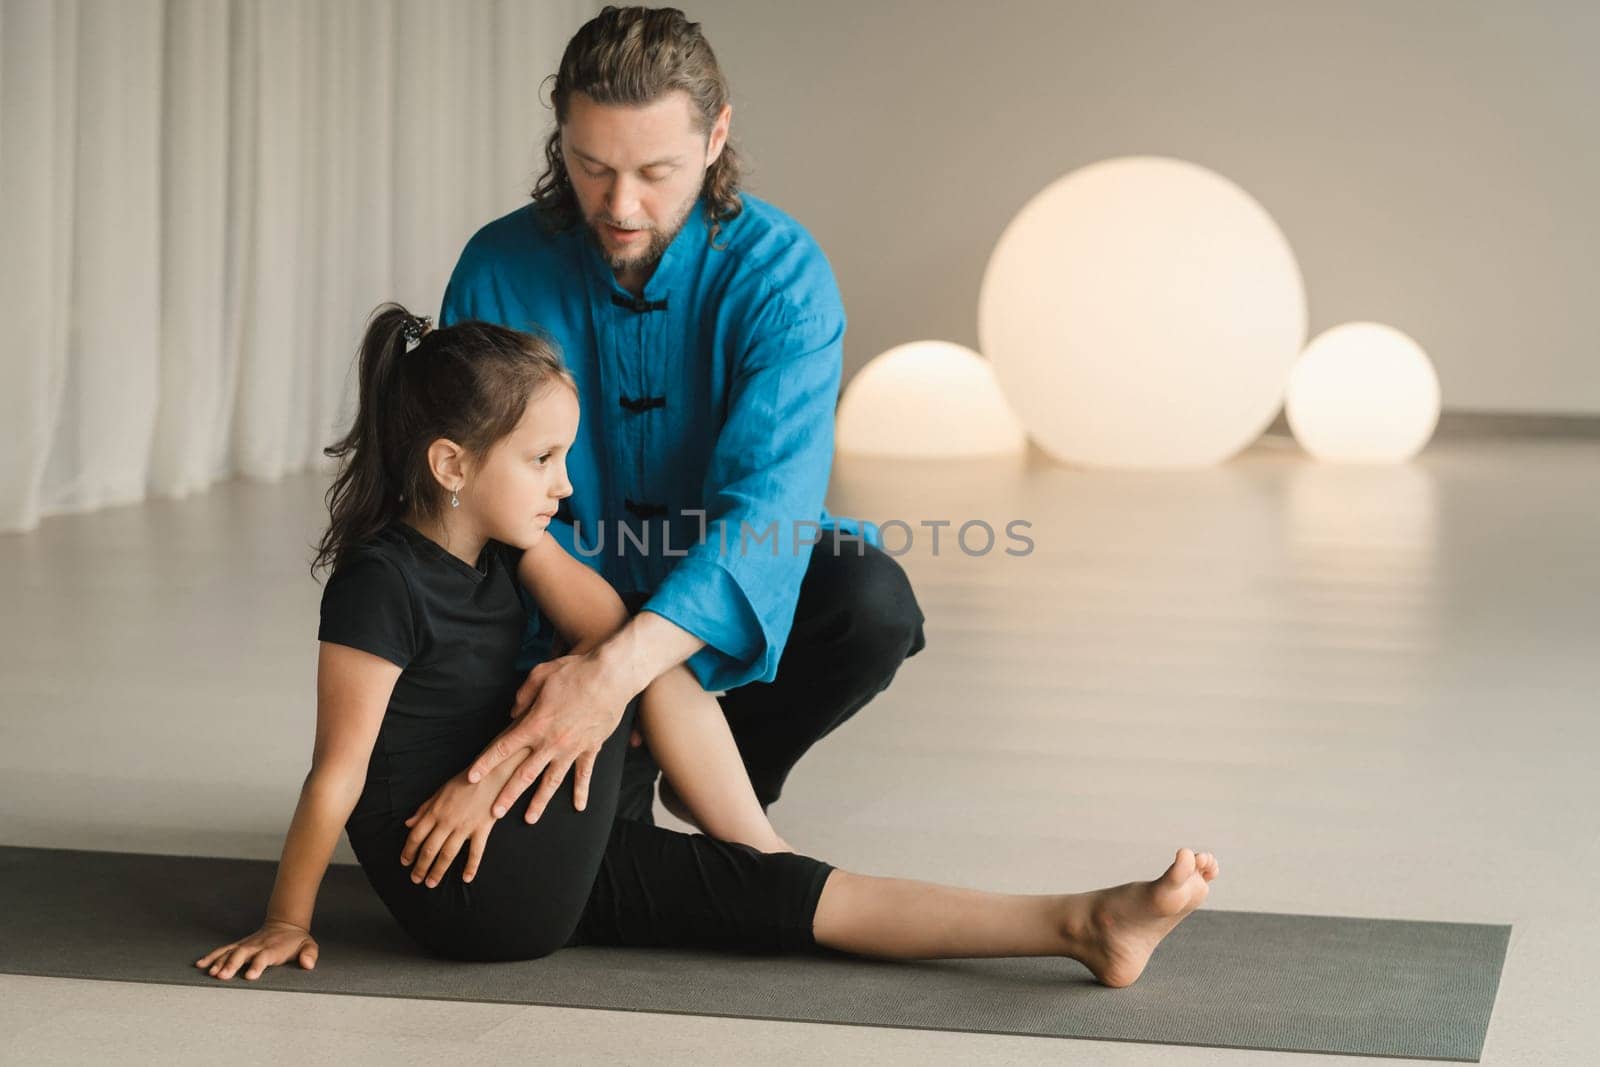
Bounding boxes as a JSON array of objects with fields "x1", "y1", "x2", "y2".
[
  {"x1": 468, "y1": 651, "x2": 629, "y2": 823},
  {"x1": 507, "y1": 653, "x2": 581, "y2": 720},
  {"x1": 512, "y1": 654, "x2": 640, "y2": 753}
]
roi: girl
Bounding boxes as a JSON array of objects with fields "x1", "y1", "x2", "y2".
[{"x1": 196, "y1": 304, "x2": 1220, "y2": 984}]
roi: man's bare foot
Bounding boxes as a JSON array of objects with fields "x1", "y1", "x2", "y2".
[{"x1": 1063, "y1": 848, "x2": 1220, "y2": 988}]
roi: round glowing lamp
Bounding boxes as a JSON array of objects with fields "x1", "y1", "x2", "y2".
[
  {"x1": 978, "y1": 156, "x2": 1307, "y2": 468},
  {"x1": 836, "y1": 341, "x2": 1026, "y2": 458},
  {"x1": 1286, "y1": 322, "x2": 1441, "y2": 462}
]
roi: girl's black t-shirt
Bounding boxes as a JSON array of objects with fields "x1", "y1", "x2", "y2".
[{"x1": 317, "y1": 522, "x2": 530, "y2": 831}]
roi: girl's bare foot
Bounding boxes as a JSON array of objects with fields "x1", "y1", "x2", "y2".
[{"x1": 1063, "y1": 848, "x2": 1221, "y2": 988}]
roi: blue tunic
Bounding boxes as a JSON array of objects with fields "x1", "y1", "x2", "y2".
[{"x1": 439, "y1": 192, "x2": 873, "y2": 692}]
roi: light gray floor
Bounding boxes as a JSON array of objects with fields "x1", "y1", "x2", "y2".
[{"x1": 1, "y1": 433, "x2": 1595, "y2": 1065}]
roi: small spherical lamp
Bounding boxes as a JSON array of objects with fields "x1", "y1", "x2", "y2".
[
  {"x1": 1286, "y1": 322, "x2": 1441, "y2": 462},
  {"x1": 978, "y1": 156, "x2": 1307, "y2": 468},
  {"x1": 836, "y1": 341, "x2": 1026, "y2": 458}
]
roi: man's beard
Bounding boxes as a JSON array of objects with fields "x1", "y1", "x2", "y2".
[{"x1": 584, "y1": 183, "x2": 701, "y2": 275}]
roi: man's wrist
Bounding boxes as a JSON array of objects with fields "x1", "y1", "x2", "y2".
[
  {"x1": 590, "y1": 611, "x2": 706, "y2": 700},
  {"x1": 590, "y1": 629, "x2": 652, "y2": 703}
]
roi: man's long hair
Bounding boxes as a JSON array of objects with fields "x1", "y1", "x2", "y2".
[{"x1": 531, "y1": 5, "x2": 744, "y2": 245}]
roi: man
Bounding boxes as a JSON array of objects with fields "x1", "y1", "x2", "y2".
[{"x1": 439, "y1": 5, "x2": 925, "y2": 828}]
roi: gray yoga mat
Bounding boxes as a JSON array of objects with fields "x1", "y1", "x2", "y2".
[{"x1": 0, "y1": 845, "x2": 1508, "y2": 1061}]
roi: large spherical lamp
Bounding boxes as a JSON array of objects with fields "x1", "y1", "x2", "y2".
[
  {"x1": 978, "y1": 156, "x2": 1307, "y2": 468},
  {"x1": 836, "y1": 341, "x2": 1026, "y2": 458},
  {"x1": 1286, "y1": 322, "x2": 1441, "y2": 462}
]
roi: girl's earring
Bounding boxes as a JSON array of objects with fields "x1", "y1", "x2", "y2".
[{"x1": 450, "y1": 489, "x2": 460, "y2": 509}]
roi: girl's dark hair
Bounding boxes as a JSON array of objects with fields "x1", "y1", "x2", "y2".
[
  {"x1": 312, "y1": 303, "x2": 575, "y2": 579},
  {"x1": 530, "y1": 4, "x2": 743, "y2": 245}
]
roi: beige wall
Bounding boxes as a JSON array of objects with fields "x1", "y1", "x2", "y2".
[{"x1": 689, "y1": 0, "x2": 1599, "y2": 414}]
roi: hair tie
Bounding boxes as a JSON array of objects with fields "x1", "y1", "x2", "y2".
[{"x1": 401, "y1": 314, "x2": 432, "y2": 350}]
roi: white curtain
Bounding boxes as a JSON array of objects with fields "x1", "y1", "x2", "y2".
[{"x1": 0, "y1": 0, "x2": 594, "y2": 532}]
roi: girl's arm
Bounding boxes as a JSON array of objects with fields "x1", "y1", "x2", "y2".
[
  {"x1": 517, "y1": 536, "x2": 790, "y2": 851},
  {"x1": 195, "y1": 642, "x2": 396, "y2": 981},
  {"x1": 515, "y1": 534, "x2": 629, "y2": 655}
]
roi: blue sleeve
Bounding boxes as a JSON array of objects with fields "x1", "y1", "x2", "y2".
[{"x1": 643, "y1": 305, "x2": 845, "y2": 692}]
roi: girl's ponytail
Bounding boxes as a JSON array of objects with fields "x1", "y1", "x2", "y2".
[
  {"x1": 311, "y1": 302, "x2": 574, "y2": 580},
  {"x1": 312, "y1": 303, "x2": 420, "y2": 577}
]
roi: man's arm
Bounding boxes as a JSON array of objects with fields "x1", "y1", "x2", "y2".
[
  {"x1": 642, "y1": 301, "x2": 847, "y2": 692},
  {"x1": 463, "y1": 300, "x2": 845, "y2": 818},
  {"x1": 461, "y1": 539, "x2": 708, "y2": 820},
  {"x1": 590, "y1": 608, "x2": 706, "y2": 699}
]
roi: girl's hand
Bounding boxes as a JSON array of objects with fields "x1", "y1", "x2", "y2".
[
  {"x1": 400, "y1": 771, "x2": 502, "y2": 887},
  {"x1": 195, "y1": 920, "x2": 318, "y2": 981}
]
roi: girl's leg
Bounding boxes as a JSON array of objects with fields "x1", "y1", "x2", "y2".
[
  {"x1": 812, "y1": 848, "x2": 1221, "y2": 988},
  {"x1": 571, "y1": 807, "x2": 1220, "y2": 989},
  {"x1": 637, "y1": 666, "x2": 793, "y2": 854},
  {"x1": 352, "y1": 697, "x2": 644, "y2": 962},
  {"x1": 569, "y1": 816, "x2": 832, "y2": 954}
]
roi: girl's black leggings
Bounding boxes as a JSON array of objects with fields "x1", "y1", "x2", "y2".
[{"x1": 346, "y1": 697, "x2": 838, "y2": 962}]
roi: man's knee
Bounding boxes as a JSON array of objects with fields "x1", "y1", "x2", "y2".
[
  {"x1": 855, "y1": 554, "x2": 925, "y2": 663},
  {"x1": 807, "y1": 534, "x2": 926, "y2": 664}
]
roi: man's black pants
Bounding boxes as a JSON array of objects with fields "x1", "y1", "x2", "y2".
[{"x1": 616, "y1": 529, "x2": 927, "y2": 824}]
